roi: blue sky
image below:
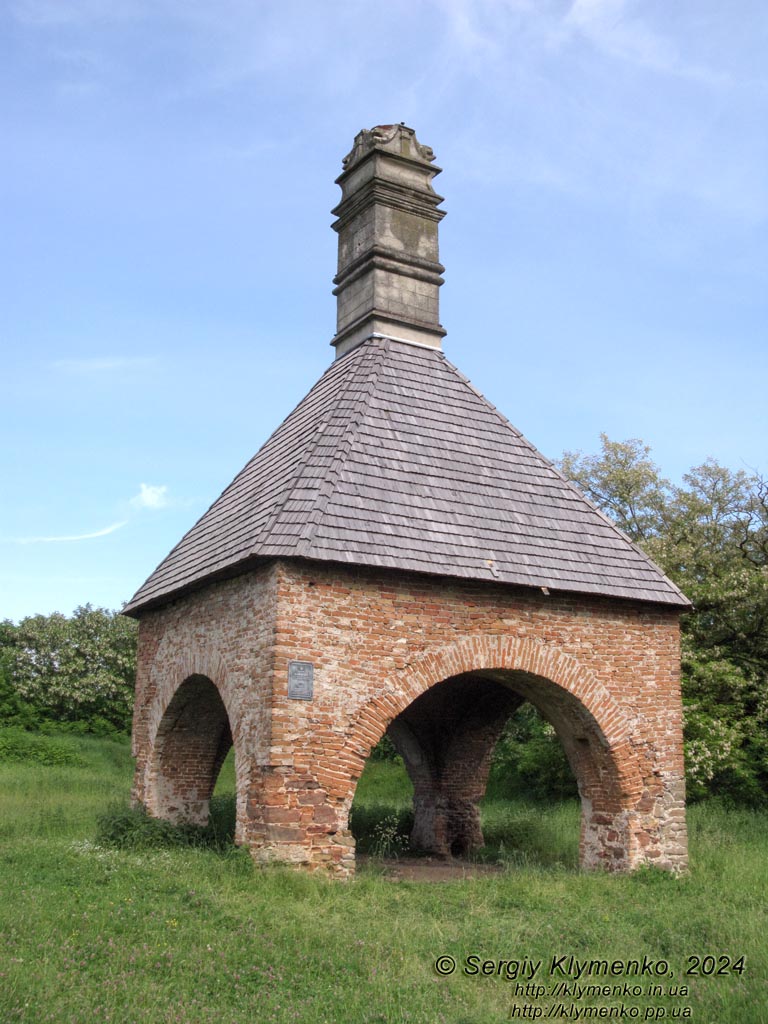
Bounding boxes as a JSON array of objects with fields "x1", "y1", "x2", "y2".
[{"x1": 2, "y1": 0, "x2": 766, "y2": 622}]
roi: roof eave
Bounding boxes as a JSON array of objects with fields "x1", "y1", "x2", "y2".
[{"x1": 121, "y1": 550, "x2": 691, "y2": 619}]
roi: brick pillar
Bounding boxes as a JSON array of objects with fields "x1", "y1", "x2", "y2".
[
  {"x1": 388, "y1": 675, "x2": 521, "y2": 856},
  {"x1": 506, "y1": 671, "x2": 642, "y2": 871}
]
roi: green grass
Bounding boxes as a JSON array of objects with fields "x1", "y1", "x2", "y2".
[{"x1": 0, "y1": 730, "x2": 766, "y2": 1023}]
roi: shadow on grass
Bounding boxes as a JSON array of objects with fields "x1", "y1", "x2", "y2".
[
  {"x1": 475, "y1": 799, "x2": 580, "y2": 869},
  {"x1": 349, "y1": 798, "x2": 581, "y2": 869}
]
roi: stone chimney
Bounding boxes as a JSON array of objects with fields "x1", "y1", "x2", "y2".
[{"x1": 331, "y1": 124, "x2": 446, "y2": 358}]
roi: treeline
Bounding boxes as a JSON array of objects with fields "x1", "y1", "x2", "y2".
[
  {"x1": 0, "y1": 606, "x2": 137, "y2": 735},
  {"x1": 492, "y1": 439, "x2": 767, "y2": 807},
  {"x1": 558, "y1": 435, "x2": 768, "y2": 806},
  {"x1": 1, "y1": 436, "x2": 766, "y2": 804}
]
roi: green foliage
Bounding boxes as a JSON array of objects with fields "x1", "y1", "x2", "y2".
[
  {"x1": 559, "y1": 436, "x2": 768, "y2": 806},
  {"x1": 0, "y1": 726, "x2": 86, "y2": 767},
  {"x1": 349, "y1": 803, "x2": 414, "y2": 854},
  {"x1": 367, "y1": 733, "x2": 400, "y2": 761},
  {"x1": 488, "y1": 703, "x2": 578, "y2": 801},
  {"x1": 96, "y1": 796, "x2": 237, "y2": 852},
  {"x1": 0, "y1": 605, "x2": 137, "y2": 733},
  {"x1": 560, "y1": 433, "x2": 669, "y2": 543},
  {"x1": 682, "y1": 653, "x2": 768, "y2": 806},
  {"x1": 0, "y1": 648, "x2": 37, "y2": 729}
]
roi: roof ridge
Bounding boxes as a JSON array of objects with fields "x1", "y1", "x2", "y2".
[
  {"x1": 254, "y1": 352, "x2": 373, "y2": 554},
  {"x1": 292, "y1": 339, "x2": 390, "y2": 558},
  {"x1": 441, "y1": 351, "x2": 689, "y2": 605},
  {"x1": 121, "y1": 358, "x2": 348, "y2": 612},
  {"x1": 262, "y1": 339, "x2": 391, "y2": 557}
]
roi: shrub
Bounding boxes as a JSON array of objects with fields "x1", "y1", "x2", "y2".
[
  {"x1": 488, "y1": 704, "x2": 578, "y2": 802},
  {"x1": 349, "y1": 803, "x2": 413, "y2": 854},
  {"x1": 1, "y1": 606, "x2": 137, "y2": 734},
  {"x1": 96, "y1": 797, "x2": 237, "y2": 852},
  {"x1": 367, "y1": 734, "x2": 400, "y2": 762},
  {"x1": 0, "y1": 727, "x2": 86, "y2": 767},
  {"x1": 0, "y1": 653, "x2": 38, "y2": 729}
]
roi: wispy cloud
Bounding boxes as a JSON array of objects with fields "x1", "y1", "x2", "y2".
[
  {"x1": 563, "y1": 0, "x2": 725, "y2": 84},
  {"x1": 5, "y1": 480, "x2": 173, "y2": 547},
  {"x1": 51, "y1": 356, "x2": 158, "y2": 374},
  {"x1": 130, "y1": 483, "x2": 169, "y2": 510},
  {"x1": 8, "y1": 521, "x2": 127, "y2": 544},
  {"x1": 417, "y1": 0, "x2": 765, "y2": 226},
  {"x1": 8, "y1": 0, "x2": 765, "y2": 234}
]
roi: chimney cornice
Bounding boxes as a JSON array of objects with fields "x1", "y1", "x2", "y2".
[{"x1": 331, "y1": 125, "x2": 446, "y2": 358}]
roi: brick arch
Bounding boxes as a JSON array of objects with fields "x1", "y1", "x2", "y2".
[
  {"x1": 332, "y1": 634, "x2": 644, "y2": 807},
  {"x1": 143, "y1": 650, "x2": 244, "y2": 833},
  {"x1": 147, "y1": 648, "x2": 233, "y2": 750}
]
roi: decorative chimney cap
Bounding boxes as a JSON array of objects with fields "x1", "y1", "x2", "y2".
[
  {"x1": 331, "y1": 124, "x2": 446, "y2": 357},
  {"x1": 341, "y1": 123, "x2": 437, "y2": 173},
  {"x1": 123, "y1": 125, "x2": 691, "y2": 617}
]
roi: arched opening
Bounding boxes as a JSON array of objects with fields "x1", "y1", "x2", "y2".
[
  {"x1": 147, "y1": 674, "x2": 234, "y2": 828},
  {"x1": 386, "y1": 674, "x2": 521, "y2": 858},
  {"x1": 349, "y1": 667, "x2": 636, "y2": 871}
]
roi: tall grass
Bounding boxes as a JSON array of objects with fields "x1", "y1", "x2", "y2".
[
  {"x1": 0, "y1": 729, "x2": 766, "y2": 1023},
  {"x1": 0, "y1": 730, "x2": 132, "y2": 839},
  {"x1": 351, "y1": 754, "x2": 580, "y2": 867}
]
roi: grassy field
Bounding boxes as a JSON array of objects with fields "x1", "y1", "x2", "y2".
[{"x1": 0, "y1": 729, "x2": 766, "y2": 1023}]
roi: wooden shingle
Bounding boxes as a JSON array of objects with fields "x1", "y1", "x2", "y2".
[{"x1": 124, "y1": 337, "x2": 689, "y2": 615}]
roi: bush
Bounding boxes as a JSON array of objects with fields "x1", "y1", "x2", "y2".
[
  {"x1": 349, "y1": 803, "x2": 413, "y2": 854},
  {"x1": 367, "y1": 734, "x2": 400, "y2": 761},
  {"x1": 96, "y1": 797, "x2": 237, "y2": 852},
  {"x1": 1, "y1": 606, "x2": 137, "y2": 734},
  {"x1": 682, "y1": 655, "x2": 767, "y2": 807},
  {"x1": 0, "y1": 727, "x2": 86, "y2": 767},
  {"x1": 0, "y1": 654, "x2": 38, "y2": 730}
]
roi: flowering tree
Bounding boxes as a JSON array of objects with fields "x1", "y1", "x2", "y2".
[
  {"x1": 559, "y1": 436, "x2": 768, "y2": 805},
  {"x1": 2, "y1": 606, "x2": 137, "y2": 733}
]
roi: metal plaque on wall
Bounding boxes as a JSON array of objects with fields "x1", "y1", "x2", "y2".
[{"x1": 287, "y1": 660, "x2": 314, "y2": 700}]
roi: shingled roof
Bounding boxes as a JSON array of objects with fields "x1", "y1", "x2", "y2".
[
  {"x1": 125, "y1": 125, "x2": 689, "y2": 616},
  {"x1": 124, "y1": 336, "x2": 689, "y2": 615}
]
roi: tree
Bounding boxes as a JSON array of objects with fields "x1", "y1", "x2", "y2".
[
  {"x1": 560, "y1": 433, "x2": 670, "y2": 544},
  {"x1": 2, "y1": 606, "x2": 138, "y2": 733},
  {"x1": 558, "y1": 436, "x2": 768, "y2": 805}
]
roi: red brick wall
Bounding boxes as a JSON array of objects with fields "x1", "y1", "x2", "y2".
[
  {"x1": 132, "y1": 558, "x2": 688, "y2": 876},
  {"x1": 131, "y1": 563, "x2": 278, "y2": 845}
]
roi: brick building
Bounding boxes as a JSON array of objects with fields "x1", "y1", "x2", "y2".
[{"x1": 124, "y1": 125, "x2": 690, "y2": 877}]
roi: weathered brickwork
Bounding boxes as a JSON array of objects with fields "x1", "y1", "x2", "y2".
[
  {"x1": 131, "y1": 557, "x2": 688, "y2": 878},
  {"x1": 131, "y1": 565, "x2": 278, "y2": 846},
  {"x1": 128, "y1": 125, "x2": 688, "y2": 880}
]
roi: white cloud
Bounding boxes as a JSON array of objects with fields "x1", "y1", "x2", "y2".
[
  {"x1": 9, "y1": 521, "x2": 127, "y2": 544},
  {"x1": 4, "y1": 482, "x2": 171, "y2": 548},
  {"x1": 563, "y1": 0, "x2": 724, "y2": 84},
  {"x1": 130, "y1": 483, "x2": 170, "y2": 510}
]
